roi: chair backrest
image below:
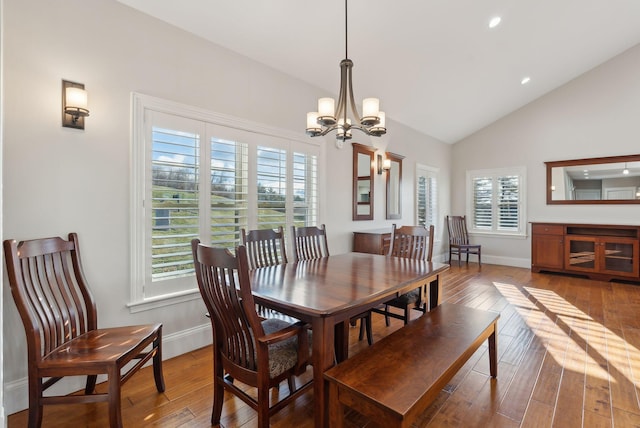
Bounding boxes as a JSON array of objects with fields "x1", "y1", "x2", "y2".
[
  {"x1": 241, "y1": 226, "x2": 288, "y2": 270},
  {"x1": 191, "y1": 240, "x2": 264, "y2": 371},
  {"x1": 3, "y1": 233, "x2": 97, "y2": 365},
  {"x1": 290, "y1": 224, "x2": 329, "y2": 261},
  {"x1": 388, "y1": 224, "x2": 435, "y2": 262},
  {"x1": 446, "y1": 215, "x2": 470, "y2": 245}
]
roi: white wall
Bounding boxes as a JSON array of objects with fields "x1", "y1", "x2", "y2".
[
  {"x1": 1, "y1": 0, "x2": 452, "y2": 414},
  {"x1": 452, "y1": 43, "x2": 640, "y2": 267}
]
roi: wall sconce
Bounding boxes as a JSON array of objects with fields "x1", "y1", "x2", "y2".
[
  {"x1": 377, "y1": 154, "x2": 391, "y2": 175},
  {"x1": 62, "y1": 80, "x2": 89, "y2": 129}
]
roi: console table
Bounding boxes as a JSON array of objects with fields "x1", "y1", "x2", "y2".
[
  {"x1": 531, "y1": 222, "x2": 640, "y2": 281},
  {"x1": 353, "y1": 228, "x2": 392, "y2": 255}
]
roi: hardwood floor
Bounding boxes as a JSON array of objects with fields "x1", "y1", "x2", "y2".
[{"x1": 8, "y1": 263, "x2": 640, "y2": 427}]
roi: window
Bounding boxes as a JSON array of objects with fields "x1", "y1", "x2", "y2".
[
  {"x1": 130, "y1": 94, "x2": 320, "y2": 308},
  {"x1": 466, "y1": 167, "x2": 526, "y2": 236},
  {"x1": 416, "y1": 164, "x2": 438, "y2": 234}
]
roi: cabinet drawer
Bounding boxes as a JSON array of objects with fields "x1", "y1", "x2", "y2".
[{"x1": 532, "y1": 224, "x2": 563, "y2": 235}]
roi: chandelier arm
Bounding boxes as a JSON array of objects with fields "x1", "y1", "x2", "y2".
[
  {"x1": 347, "y1": 64, "x2": 363, "y2": 123},
  {"x1": 334, "y1": 60, "x2": 349, "y2": 121}
]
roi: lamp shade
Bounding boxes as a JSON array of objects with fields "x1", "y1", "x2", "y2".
[{"x1": 65, "y1": 87, "x2": 89, "y2": 115}]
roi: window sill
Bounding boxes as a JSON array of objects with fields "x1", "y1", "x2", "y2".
[{"x1": 127, "y1": 289, "x2": 200, "y2": 313}]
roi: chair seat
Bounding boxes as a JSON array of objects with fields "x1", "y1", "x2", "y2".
[
  {"x1": 40, "y1": 325, "x2": 161, "y2": 370},
  {"x1": 385, "y1": 289, "x2": 421, "y2": 309},
  {"x1": 262, "y1": 319, "x2": 312, "y2": 379}
]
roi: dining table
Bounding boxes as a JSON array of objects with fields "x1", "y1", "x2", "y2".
[{"x1": 250, "y1": 252, "x2": 450, "y2": 428}]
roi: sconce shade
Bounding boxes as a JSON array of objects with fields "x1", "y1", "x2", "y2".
[{"x1": 62, "y1": 80, "x2": 89, "y2": 129}]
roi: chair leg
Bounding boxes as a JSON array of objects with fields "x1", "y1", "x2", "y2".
[
  {"x1": 28, "y1": 376, "x2": 44, "y2": 428},
  {"x1": 106, "y1": 366, "x2": 123, "y2": 428},
  {"x1": 212, "y1": 358, "x2": 224, "y2": 425},
  {"x1": 384, "y1": 305, "x2": 391, "y2": 327},
  {"x1": 257, "y1": 382, "x2": 270, "y2": 428},
  {"x1": 365, "y1": 315, "x2": 373, "y2": 345},
  {"x1": 288, "y1": 376, "x2": 296, "y2": 393},
  {"x1": 478, "y1": 248, "x2": 482, "y2": 266},
  {"x1": 85, "y1": 375, "x2": 98, "y2": 395},
  {"x1": 404, "y1": 306, "x2": 411, "y2": 325},
  {"x1": 153, "y1": 331, "x2": 165, "y2": 392},
  {"x1": 358, "y1": 319, "x2": 365, "y2": 341}
]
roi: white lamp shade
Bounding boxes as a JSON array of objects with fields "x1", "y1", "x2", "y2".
[
  {"x1": 306, "y1": 112, "x2": 320, "y2": 129},
  {"x1": 318, "y1": 98, "x2": 335, "y2": 117},
  {"x1": 65, "y1": 87, "x2": 88, "y2": 110},
  {"x1": 362, "y1": 98, "x2": 380, "y2": 118},
  {"x1": 377, "y1": 111, "x2": 386, "y2": 128}
]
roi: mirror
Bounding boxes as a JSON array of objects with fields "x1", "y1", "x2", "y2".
[
  {"x1": 352, "y1": 143, "x2": 375, "y2": 220},
  {"x1": 546, "y1": 154, "x2": 640, "y2": 204},
  {"x1": 385, "y1": 152, "x2": 404, "y2": 219}
]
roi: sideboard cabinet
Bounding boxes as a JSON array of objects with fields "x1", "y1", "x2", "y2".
[
  {"x1": 353, "y1": 228, "x2": 392, "y2": 255},
  {"x1": 531, "y1": 222, "x2": 640, "y2": 281}
]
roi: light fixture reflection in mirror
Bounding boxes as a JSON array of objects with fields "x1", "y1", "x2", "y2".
[{"x1": 546, "y1": 154, "x2": 640, "y2": 204}]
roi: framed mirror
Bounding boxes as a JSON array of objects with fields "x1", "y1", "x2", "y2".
[
  {"x1": 546, "y1": 154, "x2": 640, "y2": 204},
  {"x1": 352, "y1": 143, "x2": 376, "y2": 220},
  {"x1": 385, "y1": 152, "x2": 404, "y2": 219}
]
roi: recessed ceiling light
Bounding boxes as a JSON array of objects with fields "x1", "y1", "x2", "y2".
[
  {"x1": 489, "y1": 16, "x2": 502, "y2": 28},
  {"x1": 520, "y1": 76, "x2": 531, "y2": 85}
]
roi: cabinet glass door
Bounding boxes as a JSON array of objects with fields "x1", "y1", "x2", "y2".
[
  {"x1": 603, "y1": 241, "x2": 636, "y2": 274},
  {"x1": 567, "y1": 238, "x2": 596, "y2": 270}
]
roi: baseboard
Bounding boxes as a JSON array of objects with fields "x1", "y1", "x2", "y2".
[
  {"x1": 437, "y1": 253, "x2": 530, "y2": 269},
  {"x1": 4, "y1": 323, "x2": 212, "y2": 416}
]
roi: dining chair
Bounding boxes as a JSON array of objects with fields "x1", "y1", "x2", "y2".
[
  {"x1": 373, "y1": 224, "x2": 435, "y2": 325},
  {"x1": 446, "y1": 215, "x2": 481, "y2": 266},
  {"x1": 191, "y1": 240, "x2": 313, "y2": 428},
  {"x1": 291, "y1": 224, "x2": 373, "y2": 345},
  {"x1": 241, "y1": 226, "x2": 288, "y2": 270},
  {"x1": 3, "y1": 233, "x2": 165, "y2": 428}
]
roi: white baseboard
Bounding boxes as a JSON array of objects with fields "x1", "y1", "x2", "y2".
[
  {"x1": 4, "y1": 323, "x2": 212, "y2": 416},
  {"x1": 436, "y1": 253, "x2": 530, "y2": 269}
]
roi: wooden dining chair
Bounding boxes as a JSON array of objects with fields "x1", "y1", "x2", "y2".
[
  {"x1": 242, "y1": 226, "x2": 292, "y2": 319},
  {"x1": 290, "y1": 224, "x2": 330, "y2": 262},
  {"x1": 373, "y1": 224, "x2": 435, "y2": 325},
  {"x1": 291, "y1": 224, "x2": 373, "y2": 345},
  {"x1": 241, "y1": 226, "x2": 288, "y2": 270},
  {"x1": 3, "y1": 233, "x2": 165, "y2": 428},
  {"x1": 191, "y1": 240, "x2": 313, "y2": 428},
  {"x1": 446, "y1": 215, "x2": 481, "y2": 266}
]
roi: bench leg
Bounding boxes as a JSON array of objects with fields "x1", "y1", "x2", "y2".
[
  {"x1": 328, "y1": 382, "x2": 345, "y2": 428},
  {"x1": 488, "y1": 323, "x2": 498, "y2": 378}
]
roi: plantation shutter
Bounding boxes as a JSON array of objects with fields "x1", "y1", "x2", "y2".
[
  {"x1": 497, "y1": 175, "x2": 519, "y2": 230},
  {"x1": 473, "y1": 177, "x2": 493, "y2": 229},
  {"x1": 257, "y1": 146, "x2": 287, "y2": 230},
  {"x1": 209, "y1": 138, "x2": 248, "y2": 248},
  {"x1": 150, "y1": 123, "x2": 201, "y2": 283},
  {"x1": 293, "y1": 152, "x2": 318, "y2": 227},
  {"x1": 416, "y1": 165, "x2": 438, "y2": 230}
]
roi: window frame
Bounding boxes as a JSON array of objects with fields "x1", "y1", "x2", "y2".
[
  {"x1": 465, "y1": 166, "x2": 527, "y2": 237},
  {"x1": 129, "y1": 93, "x2": 321, "y2": 312}
]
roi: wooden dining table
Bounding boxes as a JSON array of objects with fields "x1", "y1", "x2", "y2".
[{"x1": 250, "y1": 252, "x2": 450, "y2": 428}]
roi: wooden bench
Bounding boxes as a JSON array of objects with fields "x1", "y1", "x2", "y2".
[{"x1": 324, "y1": 302, "x2": 499, "y2": 428}]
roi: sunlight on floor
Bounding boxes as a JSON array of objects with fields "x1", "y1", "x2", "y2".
[{"x1": 493, "y1": 281, "x2": 638, "y2": 384}]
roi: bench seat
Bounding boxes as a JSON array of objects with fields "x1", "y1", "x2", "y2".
[{"x1": 324, "y1": 302, "x2": 499, "y2": 428}]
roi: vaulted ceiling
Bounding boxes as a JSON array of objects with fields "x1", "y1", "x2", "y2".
[{"x1": 117, "y1": 0, "x2": 640, "y2": 143}]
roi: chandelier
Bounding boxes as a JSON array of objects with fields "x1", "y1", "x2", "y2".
[{"x1": 305, "y1": 0, "x2": 386, "y2": 145}]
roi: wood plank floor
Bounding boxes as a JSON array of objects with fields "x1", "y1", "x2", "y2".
[{"x1": 9, "y1": 263, "x2": 640, "y2": 427}]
